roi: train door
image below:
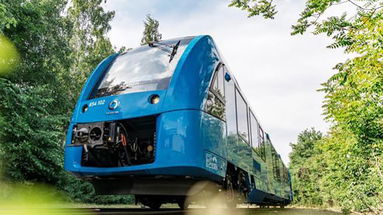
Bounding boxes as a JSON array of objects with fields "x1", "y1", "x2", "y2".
[{"x1": 202, "y1": 63, "x2": 227, "y2": 176}]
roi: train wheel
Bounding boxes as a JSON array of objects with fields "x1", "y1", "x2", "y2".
[
  {"x1": 177, "y1": 198, "x2": 190, "y2": 209},
  {"x1": 224, "y1": 173, "x2": 237, "y2": 208},
  {"x1": 136, "y1": 195, "x2": 162, "y2": 210},
  {"x1": 145, "y1": 201, "x2": 162, "y2": 210}
]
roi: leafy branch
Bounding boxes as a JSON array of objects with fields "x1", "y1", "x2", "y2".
[{"x1": 228, "y1": 0, "x2": 277, "y2": 19}]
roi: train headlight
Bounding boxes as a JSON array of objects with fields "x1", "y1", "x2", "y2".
[
  {"x1": 82, "y1": 104, "x2": 88, "y2": 113},
  {"x1": 89, "y1": 127, "x2": 102, "y2": 141},
  {"x1": 147, "y1": 145, "x2": 154, "y2": 152},
  {"x1": 74, "y1": 127, "x2": 89, "y2": 143},
  {"x1": 149, "y1": 94, "x2": 160, "y2": 104}
]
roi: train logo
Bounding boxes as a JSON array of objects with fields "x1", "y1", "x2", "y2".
[{"x1": 108, "y1": 99, "x2": 119, "y2": 110}]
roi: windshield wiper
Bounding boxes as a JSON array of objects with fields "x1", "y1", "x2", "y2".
[
  {"x1": 169, "y1": 40, "x2": 180, "y2": 63},
  {"x1": 96, "y1": 82, "x2": 131, "y2": 97},
  {"x1": 148, "y1": 40, "x2": 181, "y2": 62}
]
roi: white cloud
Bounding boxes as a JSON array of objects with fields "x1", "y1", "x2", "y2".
[{"x1": 104, "y1": 0, "x2": 348, "y2": 164}]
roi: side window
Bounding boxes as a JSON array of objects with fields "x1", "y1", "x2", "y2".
[
  {"x1": 272, "y1": 148, "x2": 281, "y2": 181},
  {"x1": 258, "y1": 126, "x2": 266, "y2": 160},
  {"x1": 284, "y1": 166, "x2": 289, "y2": 183},
  {"x1": 251, "y1": 111, "x2": 266, "y2": 160},
  {"x1": 205, "y1": 64, "x2": 225, "y2": 120},
  {"x1": 211, "y1": 64, "x2": 225, "y2": 99},
  {"x1": 225, "y1": 71, "x2": 237, "y2": 138},
  {"x1": 235, "y1": 88, "x2": 249, "y2": 143},
  {"x1": 259, "y1": 127, "x2": 264, "y2": 146},
  {"x1": 216, "y1": 67, "x2": 224, "y2": 98},
  {"x1": 250, "y1": 111, "x2": 258, "y2": 148}
]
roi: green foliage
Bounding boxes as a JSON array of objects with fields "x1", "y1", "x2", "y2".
[
  {"x1": 290, "y1": 128, "x2": 323, "y2": 163},
  {"x1": 229, "y1": 0, "x2": 277, "y2": 19},
  {"x1": 0, "y1": 79, "x2": 66, "y2": 182},
  {"x1": 0, "y1": 3, "x2": 17, "y2": 31},
  {"x1": 318, "y1": 129, "x2": 383, "y2": 212},
  {"x1": 67, "y1": 0, "x2": 115, "y2": 98},
  {"x1": 319, "y1": 9, "x2": 383, "y2": 211},
  {"x1": 0, "y1": 0, "x2": 73, "y2": 181},
  {"x1": 140, "y1": 14, "x2": 162, "y2": 45},
  {"x1": 321, "y1": 11, "x2": 383, "y2": 136},
  {"x1": 290, "y1": 1, "x2": 383, "y2": 213},
  {"x1": 0, "y1": 0, "x2": 132, "y2": 205},
  {"x1": 289, "y1": 128, "x2": 324, "y2": 206},
  {"x1": 1, "y1": 0, "x2": 72, "y2": 86},
  {"x1": 291, "y1": 0, "x2": 342, "y2": 35},
  {"x1": 58, "y1": 173, "x2": 134, "y2": 204},
  {"x1": 291, "y1": 127, "x2": 383, "y2": 213}
]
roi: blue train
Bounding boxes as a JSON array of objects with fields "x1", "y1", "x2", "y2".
[{"x1": 64, "y1": 35, "x2": 292, "y2": 209}]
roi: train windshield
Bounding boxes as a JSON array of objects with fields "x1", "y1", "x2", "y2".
[{"x1": 90, "y1": 37, "x2": 194, "y2": 99}]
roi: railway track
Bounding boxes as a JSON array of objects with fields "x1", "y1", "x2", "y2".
[
  {"x1": 1, "y1": 206, "x2": 342, "y2": 215},
  {"x1": 76, "y1": 207, "x2": 342, "y2": 215},
  {"x1": 91, "y1": 208, "x2": 184, "y2": 215}
]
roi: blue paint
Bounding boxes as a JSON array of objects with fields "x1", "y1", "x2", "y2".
[{"x1": 64, "y1": 35, "x2": 292, "y2": 205}]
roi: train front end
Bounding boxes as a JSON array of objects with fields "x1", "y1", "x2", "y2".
[{"x1": 64, "y1": 36, "x2": 224, "y2": 198}]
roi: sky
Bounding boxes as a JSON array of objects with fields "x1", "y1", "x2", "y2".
[{"x1": 103, "y1": 0, "x2": 348, "y2": 164}]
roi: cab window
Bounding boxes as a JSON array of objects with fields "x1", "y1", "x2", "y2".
[{"x1": 205, "y1": 64, "x2": 225, "y2": 120}]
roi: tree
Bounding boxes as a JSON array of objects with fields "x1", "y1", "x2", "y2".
[
  {"x1": 228, "y1": 0, "x2": 383, "y2": 211},
  {"x1": 289, "y1": 128, "x2": 323, "y2": 206},
  {"x1": 288, "y1": 1, "x2": 383, "y2": 212},
  {"x1": 0, "y1": 0, "x2": 133, "y2": 204},
  {"x1": 290, "y1": 128, "x2": 322, "y2": 163},
  {"x1": 0, "y1": 0, "x2": 74, "y2": 183},
  {"x1": 67, "y1": 0, "x2": 115, "y2": 101},
  {"x1": 140, "y1": 14, "x2": 162, "y2": 45}
]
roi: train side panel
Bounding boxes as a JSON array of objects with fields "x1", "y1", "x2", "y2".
[{"x1": 202, "y1": 40, "x2": 292, "y2": 204}]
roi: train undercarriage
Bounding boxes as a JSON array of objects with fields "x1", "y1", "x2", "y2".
[
  {"x1": 84, "y1": 163, "x2": 287, "y2": 209},
  {"x1": 131, "y1": 163, "x2": 289, "y2": 209}
]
